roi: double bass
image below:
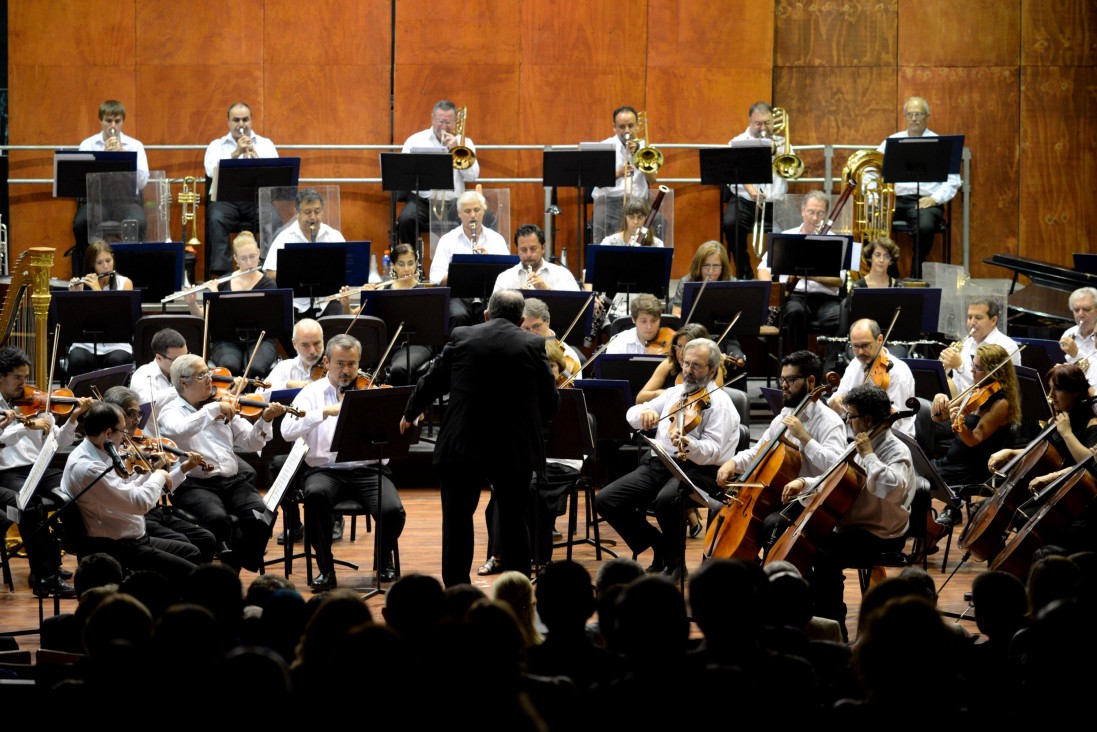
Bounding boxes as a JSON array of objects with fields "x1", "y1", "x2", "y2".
[
  {"x1": 765, "y1": 398, "x2": 919, "y2": 574},
  {"x1": 702, "y1": 372, "x2": 839, "y2": 561}
]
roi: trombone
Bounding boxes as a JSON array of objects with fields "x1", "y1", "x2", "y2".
[
  {"x1": 750, "y1": 187, "x2": 767, "y2": 258},
  {"x1": 771, "y1": 107, "x2": 804, "y2": 180},
  {"x1": 450, "y1": 106, "x2": 476, "y2": 170},
  {"x1": 178, "y1": 176, "x2": 202, "y2": 247},
  {"x1": 632, "y1": 111, "x2": 664, "y2": 174}
]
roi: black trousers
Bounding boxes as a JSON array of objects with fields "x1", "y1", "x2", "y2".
[
  {"x1": 893, "y1": 195, "x2": 944, "y2": 279},
  {"x1": 209, "y1": 339, "x2": 277, "y2": 380},
  {"x1": 66, "y1": 346, "x2": 133, "y2": 378},
  {"x1": 207, "y1": 200, "x2": 259, "y2": 276},
  {"x1": 482, "y1": 463, "x2": 574, "y2": 567},
  {"x1": 145, "y1": 505, "x2": 217, "y2": 563},
  {"x1": 82, "y1": 534, "x2": 198, "y2": 584},
  {"x1": 170, "y1": 458, "x2": 271, "y2": 571},
  {"x1": 784, "y1": 292, "x2": 841, "y2": 353},
  {"x1": 0, "y1": 467, "x2": 64, "y2": 578},
  {"x1": 301, "y1": 466, "x2": 405, "y2": 577}
]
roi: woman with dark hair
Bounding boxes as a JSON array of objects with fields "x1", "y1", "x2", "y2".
[
  {"x1": 67, "y1": 240, "x2": 135, "y2": 376},
  {"x1": 853, "y1": 237, "x2": 901, "y2": 290}
]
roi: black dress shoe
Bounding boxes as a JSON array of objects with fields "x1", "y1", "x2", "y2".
[
  {"x1": 664, "y1": 562, "x2": 689, "y2": 585},
  {"x1": 310, "y1": 572, "x2": 337, "y2": 592},
  {"x1": 34, "y1": 576, "x2": 76, "y2": 599},
  {"x1": 378, "y1": 561, "x2": 397, "y2": 583},
  {"x1": 57, "y1": 567, "x2": 74, "y2": 580},
  {"x1": 936, "y1": 506, "x2": 961, "y2": 528},
  {"x1": 276, "y1": 526, "x2": 304, "y2": 546}
]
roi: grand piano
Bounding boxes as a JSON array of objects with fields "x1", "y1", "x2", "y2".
[{"x1": 985, "y1": 253, "x2": 1097, "y2": 339}]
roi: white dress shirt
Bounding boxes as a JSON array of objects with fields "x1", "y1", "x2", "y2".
[
  {"x1": 263, "y1": 223, "x2": 346, "y2": 312},
  {"x1": 834, "y1": 349, "x2": 916, "y2": 436},
  {"x1": 401, "y1": 127, "x2": 480, "y2": 201},
  {"x1": 265, "y1": 355, "x2": 315, "y2": 393},
  {"x1": 130, "y1": 361, "x2": 176, "y2": 413},
  {"x1": 78, "y1": 131, "x2": 149, "y2": 190},
  {"x1": 728, "y1": 127, "x2": 788, "y2": 203},
  {"x1": 203, "y1": 132, "x2": 279, "y2": 177},
  {"x1": 606, "y1": 327, "x2": 647, "y2": 355},
  {"x1": 876, "y1": 129, "x2": 961, "y2": 203},
  {"x1": 63, "y1": 438, "x2": 186, "y2": 540},
  {"x1": 0, "y1": 405, "x2": 80, "y2": 471},
  {"x1": 627, "y1": 381, "x2": 739, "y2": 466},
  {"x1": 429, "y1": 225, "x2": 510, "y2": 284},
  {"x1": 950, "y1": 327, "x2": 1021, "y2": 393},
  {"x1": 493, "y1": 260, "x2": 579, "y2": 293},
  {"x1": 280, "y1": 377, "x2": 376, "y2": 469},
  {"x1": 730, "y1": 400, "x2": 847, "y2": 480},
  {"x1": 1061, "y1": 324, "x2": 1097, "y2": 388},
  {"x1": 596, "y1": 233, "x2": 665, "y2": 248},
  {"x1": 591, "y1": 135, "x2": 650, "y2": 203},
  {"x1": 159, "y1": 396, "x2": 274, "y2": 478}
]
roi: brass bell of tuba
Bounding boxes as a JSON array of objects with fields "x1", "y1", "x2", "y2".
[
  {"x1": 450, "y1": 106, "x2": 476, "y2": 170},
  {"x1": 770, "y1": 107, "x2": 804, "y2": 180},
  {"x1": 632, "y1": 111, "x2": 664, "y2": 174}
]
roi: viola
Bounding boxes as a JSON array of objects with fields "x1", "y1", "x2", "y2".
[
  {"x1": 553, "y1": 340, "x2": 582, "y2": 388},
  {"x1": 952, "y1": 381, "x2": 1002, "y2": 434},
  {"x1": 667, "y1": 388, "x2": 710, "y2": 461},
  {"x1": 643, "y1": 327, "x2": 676, "y2": 356}
]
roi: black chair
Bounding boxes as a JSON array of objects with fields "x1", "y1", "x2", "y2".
[
  {"x1": 725, "y1": 387, "x2": 752, "y2": 453},
  {"x1": 133, "y1": 315, "x2": 205, "y2": 364},
  {"x1": 301, "y1": 496, "x2": 400, "y2": 586},
  {"x1": 316, "y1": 315, "x2": 386, "y2": 372},
  {"x1": 891, "y1": 199, "x2": 952, "y2": 269},
  {"x1": 849, "y1": 477, "x2": 932, "y2": 594}
]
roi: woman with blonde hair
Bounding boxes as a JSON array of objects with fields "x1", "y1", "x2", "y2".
[{"x1": 493, "y1": 571, "x2": 542, "y2": 647}]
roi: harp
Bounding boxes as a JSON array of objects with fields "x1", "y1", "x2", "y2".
[{"x1": 0, "y1": 247, "x2": 56, "y2": 389}]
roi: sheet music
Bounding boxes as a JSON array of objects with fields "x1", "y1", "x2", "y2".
[
  {"x1": 17, "y1": 433, "x2": 59, "y2": 511},
  {"x1": 259, "y1": 438, "x2": 310, "y2": 521},
  {"x1": 639, "y1": 435, "x2": 725, "y2": 514}
]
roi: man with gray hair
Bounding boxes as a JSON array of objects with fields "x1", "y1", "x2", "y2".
[
  {"x1": 1060, "y1": 287, "x2": 1097, "y2": 387},
  {"x1": 401, "y1": 289, "x2": 558, "y2": 587},
  {"x1": 159, "y1": 354, "x2": 286, "y2": 571},
  {"x1": 594, "y1": 337, "x2": 738, "y2": 583}
]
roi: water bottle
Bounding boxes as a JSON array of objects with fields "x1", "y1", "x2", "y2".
[
  {"x1": 368, "y1": 254, "x2": 382, "y2": 284},
  {"x1": 560, "y1": 247, "x2": 568, "y2": 269},
  {"x1": 382, "y1": 251, "x2": 392, "y2": 280}
]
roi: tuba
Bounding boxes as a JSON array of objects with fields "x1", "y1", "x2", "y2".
[
  {"x1": 178, "y1": 176, "x2": 202, "y2": 247},
  {"x1": 632, "y1": 112, "x2": 664, "y2": 174},
  {"x1": 843, "y1": 150, "x2": 894, "y2": 244},
  {"x1": 450, "y1": 106, "x2": 476, "y2": 170},
  {"x1": 770, "y1": 107, "x2": 804, "y2": 179}
]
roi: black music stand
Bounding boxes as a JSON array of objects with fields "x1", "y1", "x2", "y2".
[
  {"x1": 359, "y1": 288, "x2": 451, "y2": 379},
  {"x1": 50, "y1": 291, "x2": 141, "y2": 374},
  {"x1": 769, "y1": 233, "x2": 850, "y2": 358},
  {"x1": 881, "y1": 135, "x2": 963, "y2": 272},
  {"x1": 1015, "y1": 364, "x2": 1052, "y2": 424},
  {"x1": 211, "y1": 158, "x2": 301, "y2": 203},
  {"x1": 380, "y1": 151, "x2": 454, "y2": 260},
  {"x1": 902, "y1": 358, "x2": 951, "y2": 401},
  {"x1": 679, "y1": 280, "x2": 770, "y2": 338},
  {"x1": 848, "y1": 287, "x2": 943, "y2": 342},
  {"x1": 53, "y1": 151, "x2": 137, "y2": 199},
  {"x1": 330, "y1": 386, "x2": 420, "y2": 598},
  {"x1": 595, "y1": 355, "x2": 665, "y2": 406},
  {"x1": 699, "y1": 143, "x2": 773, "y2": 247},
  {"x1": 519, "y1": 290, "x2": 595, "y2": 350},
  {"x1": 448, "y1": 254, "x2": 520, "y2": 300},
  {"x1": 1013, "y1": 337, "x2": 1067, "y2": 377},
  {"x1": 204, "y1": 289, "x2": 295, "y2": 356},
  {"x1": 277, "y1": 246, "x2": 346, "y2": 313},
  {"x1": 339, "y1": 241, "x2": 373, "y2": 286},
  {"x1": 111, "y1": 243, "x2": 186, "y2": 306},
  {"x1": 573, "y1": 379, "x2": 634, "y2": 441},
  {"x1": 66, "y1": 363, "x2": 134, "y2": 399},
  {"x1": 759, "y1": 386, "x2": 785, "y2": 417},
  {"x1": 543, "y1": 148, "x2": 616, "y2": 279},
  {"x1": 586, "y1": 245, "x2": 674, "y2": 301},
  {"x1": 543, "y1": 389, "x2": 604, "y2": 561}
]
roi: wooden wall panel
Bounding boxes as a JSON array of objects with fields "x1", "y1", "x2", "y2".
[
  {"x1": 266, "y1": 0, "x2": 392, "y2": 66},
  {"x1": 1022, "y1": 0, "x2": 1097, "y2": 66},
  {"x1": 774, "y1": 0, "x2": 898, "y2": 67},
  {"x1": 898, "y1": 0, "x2": 1020, "y2": 67},
  {"x1": 9, "y1": 0, "x2": 136, "y2": 67},
  {"x1": 1019, "y1": 66, "x2": 1097, "y2": 267},
  {"x1": 647, "y1": 1, "x2": 773, "y2": 68},
  {"x1": 521, "y1": 0, "x2": 647, "y2": 67},
  {"x1": 396, "y1": 0, "x2": 521, "y2": 66},
  {"x1": 135, "y1": 0, "x2": 264, "y2": 65}
]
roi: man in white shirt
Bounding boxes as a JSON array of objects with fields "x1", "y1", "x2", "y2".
[
  {"x1": 160, "y1": 354, "x2": 286, "y2": 571},
  {"x1": 590, "y1": 106, "x2": 660, "y2": 244},
  {"x1": 204, "y1": 102, "x2": 279, "y2": 277},
  {"x1": 397, "y1": 99, "x2": 481, "y2": 246},
  {"x1": 605, "y1": 293, "x2": 666, "y2": 355},
  {"x1": 877, "y1": 96, "x2": 961, "y2": 279},
  {"x1": 594, "y1": 338, "x2": 738, "y2": 581},
  {"x1": 63, "y1": 402, "x2": 204, "y2": 583},
  {"x1": 72, "y1": 100, "x2": 150, "y2": 275},
  {"x1": 494, "y1": 224, "x2": 578, "y2": 293},
  {"x1": 521, "y1": 298, "x2": 583, "y2": 381},
  {"x1": 263, "y1": 188, "x2": 346, "y2": 316},
  {"x1": 430, "y1": 190, "x2": 510, "y2": 328},
  {"x1": 1059, "y1": 287, "x2": 1097, "y2": 388},
  {"x1": 829, "y1": 319, "x2": 916, "y2": 436},
  {"x1": 722, "y1": 101, "x2": 789, "y2": 279},
  {"x1": 265, "y1": 318, "x2": 325, "y2": 392},
  {"x1": 939, "y1": 298, "x2": 1020, "y2": 394},
  {"x1": 131, "y1": 328, "x2": 190, "y2": 412},
  {"x1": 281, "y1": 334, "x2": 406, "y2": 591}
]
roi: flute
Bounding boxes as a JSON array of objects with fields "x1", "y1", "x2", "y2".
[
  {"x1": 160, "y1": 268, "x2": 258, "y2": 303},
  {"x1": 315, "y1": 274, "x2": 417, "y2": 304}
]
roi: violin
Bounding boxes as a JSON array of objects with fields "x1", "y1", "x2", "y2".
[
  {"x1": 667, "y1": 388, "x2": 711, "y2": 461},
  {"x1": 952, "y1": 381, "x2": 1002, "y2": 434},
  {"x1": 862, "y1": 307, "x2": 900, "y2": 391},
  {"x1": 643, "y1": 327, "x2": 676, "y2": 356},
  {"x1": 130, "y1": 430, "x2": 215, "y2": 473},
  {"x1": 11, "y1": 385, "x2": 84, "y2": 420},
  {"x1": 341, "y1": 370, "x2": 393, "y2": 393},
  {"x1": 209, "y1": 366, "x2": 270, "y2": 391},
  {"x1": 207, "y1": 384, "x2": 304, "y2": 420}
]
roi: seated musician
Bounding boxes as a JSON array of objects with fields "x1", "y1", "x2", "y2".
[
  {"x1": 0, "y1": 346, "x2": 93, "y2": 597},
  {"x1": 828, "y1": 318, "x2": 916, "y2": 436},
  {"x1": 668, "y1": 241, "x2": 746, "y2": 368},
  {"x1": 262, "y1": 188, "x2": 346, "y2": 318},
  {"x1": 594, "y1": 338, "x2": 737, "y2": 581},
  {"x1": 159, "y1": 354, "x2": 286, "y2": 571},
  {"x1": 430, "y1": 189, "x2": 509, "y2": 328},
  {"x1": 716, "y1": 350, "x2": 847, "y2": 548},
  {"x1": 605, "y1": 293, "x2": 667, "y2": 355},
  {"x1": 103, "y1": 386, "x2": 217, "y2": 563},
  {"x1": 337, "y1": 243, "x2": 422, "y2": 316},
  {"x1": 66, "y1": 240, "x2": 136, "y2": 377},
  {"x1": 265, "y1": 318, "x2": 324, "y2": 392},
  {"x1": 853, "y1": 237, "x2": 901, "y2": 289},
  {"x1": 930, "y1": 343, "x2": 1022, "y2": 530},
  {"x1": 939, "y1": 298, "x2": 1020, "y2": 395},
  {"x1": 494, "y1": 223, "x2": 580, "y2": 292},
  {"x1": 637, "y1": 323, "x2": 726, "y2": 405},
  {"x1": 62, "y1": 402, "x2": 205, "y2": 584},
  {"x1": 757, "y1": 191, "x2": 842, "y2": 354},
  {"x1": 131, "y1": 328, "x2": 191, "y2": 412},
  {"x1": 597, "y1": 197, "x2": 665, "y2": 248},
  {"x1": 778, "y1": 384, "x2": 913, "y2": 637},
  {"x1": 186, "y1": 231, "x2": 278, "y2": 378},
  {"x1": 280, "y1": 334, "x2": 406, "y2": 591},
  {"x1": 521, "y1": 298, "x2": 583, "y2": 383},
  {"x1": 1059, "y1": 287, "x2": 1097, "y2": 388}
]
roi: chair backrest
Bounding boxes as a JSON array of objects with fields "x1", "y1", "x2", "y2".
[
  {"x1": 133, "y1": 315, "x2": 205, "y2": 365},
  {"x1": 317, "y1": 315, "x2": 387, "y2": 371},
  {"x1": 724, "y1": 387, "x2": 750, "y2": 429}
]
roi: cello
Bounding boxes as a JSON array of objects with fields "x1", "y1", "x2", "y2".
[
  {"x1": 702, "y1": 371, "x2": 839, "y2": 562},
  {"x1": 765, "y1": 398, "x2": 919, "y2": 574}
]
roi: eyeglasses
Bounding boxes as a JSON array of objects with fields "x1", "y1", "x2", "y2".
[
  {"x1": 843, "y1": 412, "x2": 861, "y2": 423},
  {"x1": 700, "y1": 263, "x2": 722, "y2": 270},
  {"x1": 188, "y1": 371, "x2": 212, "y2": 382},
  {"x1": 124, "y1": 408, "x2": 141, "y2": 418},
  {"x1": 850, "y1": 342, "x2": 876, "y2": 353},
  {"x1": 778, "y1": 376, "x2": 805, "y2": 387}
]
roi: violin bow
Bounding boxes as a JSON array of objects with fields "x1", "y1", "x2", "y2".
[
  {"x1": 201, "y1": 300, "x2": 211, "y2": 363},
  {"x1": 658, "y1": 384, "x2": 724, "y2": 424},
  {"x1": 45, "y1": 324, "x2": 61, "y2": 413},
  {"x1": 559, "y1": 333, "x2": 621, "y2": 389},
  {"x1": 235, "y1": 331, "x2": 267, "y2": 398},
  {"x1": 682, "y1": 277, "x2": 710, "y2": 327},
  {"x1": 557, "y1": 294, "x2": 595, "y2": 346},
  {"x1": 714, "y1": 311, "x2": 743, "y2": 349},
  {"x1": 370, "y1": 322, "x2": 405, "y2": 386},
  {"x1": 946, "y1": 344, "x2": 1026, "y2": 410},
  {"x1": 863, "y1": 307, "x2": 901, "y2": 380}
]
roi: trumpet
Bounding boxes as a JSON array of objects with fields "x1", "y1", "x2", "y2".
[
  {"x1": 770, "y1": 107, "x2": 804, "y2": 179},
  {"x1": 178, "y1": 176, "x2": 202, "y2": 247},
  {"x1": 236, "y1": 126, "x2": 258, "y2": 159},
  {"x1": 450, "y1": 106, "x2": 476, "y2": 170},
  {"x1": 632, "y1": 111, "x2": 664, "y2": 175}
]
